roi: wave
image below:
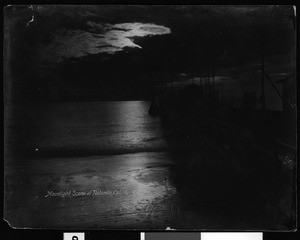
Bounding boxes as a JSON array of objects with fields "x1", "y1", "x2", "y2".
[{"x1": 6, "y1": 145, "x2": 169, "y2": 159}]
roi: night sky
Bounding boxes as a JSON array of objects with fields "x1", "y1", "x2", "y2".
[{"x1": 5, "y1": 5, "x2": 296, "y2": 107}]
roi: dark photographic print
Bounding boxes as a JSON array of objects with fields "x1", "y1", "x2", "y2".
[{"x1": 4, "y1": 5, "x2": 296, "y2": 230}]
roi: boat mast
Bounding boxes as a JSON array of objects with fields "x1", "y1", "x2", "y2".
[{"x1": 260, "y1": 47, "x2": 266, "y2": 110}]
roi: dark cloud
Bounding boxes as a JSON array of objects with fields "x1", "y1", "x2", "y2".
[{"x1": 35, "y1": 22, "x2": 170, "y2": 63}]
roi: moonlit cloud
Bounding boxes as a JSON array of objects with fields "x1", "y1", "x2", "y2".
[
  {"x1": 38, "y1": 22, "x2": 171, "y2": 63},
  {"x1": 114, "y1": 22, "x2": 171, "y2": 37},
  {"x1": 87, "y1": 22, "x2": 171, "y2": 52}
]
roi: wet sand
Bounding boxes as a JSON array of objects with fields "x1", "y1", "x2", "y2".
[
  {"x1": 5, "y1": 152, "x2": 174, "y2": 229},
  {"x1": 6, "y1": 151, "x2": 218, "y2": 229}
]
